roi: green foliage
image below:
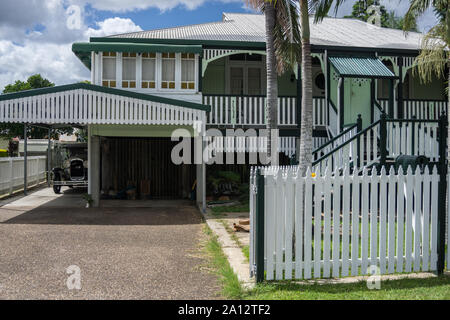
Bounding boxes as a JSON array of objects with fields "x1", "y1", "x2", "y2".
[
  {"x1": 341, "y1": 0, "x2": 417, "y2": 31},
  {"x1": 207, "y1": 170, "x2": 241, "y2": 196},
  {"x1": 0, "y1": 74, "x2": 74, "y2": 139},
  {"x1": 210, "y1": 204, "x2": 250, "y2": 213}
]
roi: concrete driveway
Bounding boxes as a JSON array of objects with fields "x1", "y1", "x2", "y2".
[{"x1": 0, "y1": 188, "x2": 221, "y2": 300}]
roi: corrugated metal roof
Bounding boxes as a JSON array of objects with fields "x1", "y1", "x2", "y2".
[
  {"x1": 329, "y1": 57, "x2": 396, "y2": 78},
  {"x1": 107, "y1": 13, "x2": 423, "y2": 51}
]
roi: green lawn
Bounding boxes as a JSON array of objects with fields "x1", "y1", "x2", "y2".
[
  {"x1": 203, "y1": 224, "x2": 450, "y2": 300},
  {"x1": 244, "y1": 276, "x2": 450, "y2": 300},
  {"x1": 210, "y1": 203, "x2": 249, "y2": 214}
]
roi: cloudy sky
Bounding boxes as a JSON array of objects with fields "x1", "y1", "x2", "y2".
[{"x1": 0, "y1": 0, "x2": 438, "y2": 92}]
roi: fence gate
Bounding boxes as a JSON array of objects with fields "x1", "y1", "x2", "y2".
[{"x1": 250, "y1": 165, "x2": 450, "y2": 282}]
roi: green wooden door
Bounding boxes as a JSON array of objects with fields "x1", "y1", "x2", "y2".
[{"x1": 344, "y1": 78, "x2": 372, "y2": 129}]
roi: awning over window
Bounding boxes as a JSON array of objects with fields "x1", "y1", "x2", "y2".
[
  {"x1": 0, "y1": 83, "x2": 209, "y2": 127},
  {"x1": 329, "y1": 57, "x2": 396, "y2": 78},
  {"x1": 73, "y1": 42, "x2": 203, "y2": 69}
]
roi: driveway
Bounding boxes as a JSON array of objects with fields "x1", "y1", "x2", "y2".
[{"x1": 0, "y1": 188, "x2": 221, "y2": 300}]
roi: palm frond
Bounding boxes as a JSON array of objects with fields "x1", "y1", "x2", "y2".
[
  {"x1": 310, "y1": 0, "x2": 346, "y2": 23},
  {"x1": 412, "y1": 21, "x2": 448, "y2": 83}
]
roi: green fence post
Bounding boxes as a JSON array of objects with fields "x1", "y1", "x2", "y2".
[
  {"x1": 379, "y1": 112, "x2": 387, "y2": 169},
  {"x1": 356, "y1": 114, "x2": 362, "y2": 168},
  {"x1": 437, "y1": 112, "x2": 447, "y2": 275},
  {"x1": 256, "y1": 168, "x2": 265, "y2": 283}
]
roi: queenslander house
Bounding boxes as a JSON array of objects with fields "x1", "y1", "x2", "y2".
[{"x1": 0, "y1": 13, "x2": 447, "y2": 208}]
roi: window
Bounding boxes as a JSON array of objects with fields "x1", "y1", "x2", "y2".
[
  {"x1": 102, "y1": 52, "x2": 116, "y2": 88},
  {"x1": 122, "y1": 52, "x2": 136, "y2": 88},
  {"x1": 181, "y1": 53, "x2": 195, "y2": 90},
  {"x1": 161, "y1": 52, "x2": 176, "y2": 89},
  {"x1": 142, "y1": 52, "x2": 156, "y2": 89}
]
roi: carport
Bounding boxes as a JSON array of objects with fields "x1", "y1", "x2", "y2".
[{"x1": 0, "y1": 83, "x2": 209, "y2": 209}]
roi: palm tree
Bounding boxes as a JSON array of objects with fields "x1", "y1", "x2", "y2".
[
  {"x1": 403, "y1": 1, "x2": 449, "y2": 123},
  {"x1": 297, "y1": 0, "x2": 314, "y2": 175},
  {"x1": 246, "y1": 0, "x2": 301, "y2": 166}
]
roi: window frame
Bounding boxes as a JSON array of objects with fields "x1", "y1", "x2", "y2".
[
  {"x1": 141, "y1": 52, "x2": 157, "y2": 89},
  {"x1": 101, "y1": 52, "x2": 117, "y2": 88},
  {"x1": 121, "y1": 52, "x2": 137, "y2": 89}
]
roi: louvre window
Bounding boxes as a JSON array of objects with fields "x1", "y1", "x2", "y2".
[
  {"x1": 142, "y1": 52, "x2": 156, "y2": 89},
  {"x1": 122, "y1": 52, "x2": 136, "y2": 88},
  {"x1": 102, "y1": 52, "x2": 116, "y2": 88},
  {"x1": 161, "y1": 52, "x2": 176, "y2": 89},
  {"x1": 181, "y1": 53, "x2": 195, "y2": 90}
]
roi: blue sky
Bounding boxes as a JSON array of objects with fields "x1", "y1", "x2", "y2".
[
  {"x1": 0, "y1": 0, "x2": 439, "y2": 92},
  {"x1": 83, "y1": 1, "x2": 251, "y2": 32}
]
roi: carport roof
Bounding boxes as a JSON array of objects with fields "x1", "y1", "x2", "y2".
[{"x1": 0, "y1": 83, "x2": 210, "y2": 127}]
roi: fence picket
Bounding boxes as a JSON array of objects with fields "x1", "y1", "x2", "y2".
[
  {"x1": 413, "y1": 169, "x2": 422, "y2": 272},
  {"x1": 304, "y1": 168, "x2": 313, "y2": 279},
  {"x1": 314, "y1": 171, "x2": 323, "y2": 278},
  {"x1": 294, "y1": 170, "x2": 304, "y2": 279},
  {"x1": 351, "y1": 169, "x2": 360, "y2": 276},
  {"x1": 342, "y1": 167, "x2": 351, "y2": 277},
  {"x1": 387, "y1": 167, "x2": 396, "y2": 274},
  {"x1": 405, "y1": 166, "x2": 414, "y2": 272},
  {"x1": 332, "y1": 168, "x2": 341, "y2": 277},
  {"x1": 323, "y1": 169, "x2": 332, "y2": 278}
]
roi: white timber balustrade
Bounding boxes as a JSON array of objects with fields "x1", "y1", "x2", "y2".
[
  {"x1": 0, "y1": 83, "x2": 209, "y2": 127},
  {"x1": 0, "y1": 156, "x2": 46, "y2": 196},
  {"x1": 203, "y1": 95, "x2": 326, "y2": 127},
  {"x1": 379, "y1": 99, "x2": 448, "y2": 120},
  {"x1": 250, "y1": 165, "x2": 441, "y2": 281},
  {"x1": 386, "y1": 120, "x2": 440, "y2": 162},
  {"x1": 204, "y1": 136, "x2": 297, "y2": 158}
]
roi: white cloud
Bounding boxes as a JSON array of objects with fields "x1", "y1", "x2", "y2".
[
  {"x1": 74, "y1": 0, "x2": 243, "y2": 12},
  {"x1": 0, "y1": 40, "x2": 89, "y2": 91},
  {"x1": 85, "y1": 17, "x2": 143, "y2": 38},
  {"x1": 0, "y1": 0, "x2": 144, "y2": 91}
]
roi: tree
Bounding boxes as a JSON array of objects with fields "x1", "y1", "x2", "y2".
[
  {"x1": 246, "y1": 0, "x2": 301, "y2": 166},
  {"x1": 0, "y1": 74, "x2": 74, "y2": 139},
  {"x1": 403, "y1": 0, "x2": 449, "y2": 151},
  {"x1": 341, "y1": 0, "x2": 417, "y2": 31},
  {"x1": 297, "y1": 0, "x2": 314, "y2": 175}
]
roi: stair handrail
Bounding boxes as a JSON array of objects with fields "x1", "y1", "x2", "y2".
[
  {"x1": 312, "y1": 122, "x2": 357, "y2": 155},
  {"x1": 312, "y1": 119, "x2": 381, "y2": 167}
]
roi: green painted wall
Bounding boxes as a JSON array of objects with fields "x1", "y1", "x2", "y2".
[
  {"x1": 408, "y1": 72, "x2": 445, "y2": 100},
  {"x1": 202, "y1": 59, "x2": 226, "y2": 95},
  {"x1": 278, "y1": 72, "x2": 297, "y2": 96},
  {"x1": 90, "y1": 124, "x2": 195, "y2": 138}
]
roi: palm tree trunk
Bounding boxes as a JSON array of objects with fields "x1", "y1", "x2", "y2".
[
  {"x1": 265, "y1": 3, "x2": 279, "y2": 165},
  {"x1": 298, "y1": 0, "x2": 313, "y2": 176}
]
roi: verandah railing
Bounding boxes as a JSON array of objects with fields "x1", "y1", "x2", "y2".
[
  {"x1": 379, "y1": 98, "x2": 448, "y2": 120},
  {"x1": 202, "y1": 95, "x2": 327, "y2": 127}
]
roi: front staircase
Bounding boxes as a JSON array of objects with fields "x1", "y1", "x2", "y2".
[{"x1": 311, "y1": 112, "x2": 446, "y2": 174}]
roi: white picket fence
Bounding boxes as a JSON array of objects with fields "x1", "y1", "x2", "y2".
[
  {"x1": 250, "y1": 165, "x2": 449, "y2": 281},
  {"x1": 0, "y1": 156, "x2": 47, "y2": 196}
]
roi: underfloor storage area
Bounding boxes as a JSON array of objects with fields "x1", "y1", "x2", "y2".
[{"x1": 100, "y1": 137, "x2": 195, "y2": 200}]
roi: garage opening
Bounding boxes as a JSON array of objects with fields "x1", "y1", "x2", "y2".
[{"x1": 100, "y1": 137, "x2": 195, "y2": 200}]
